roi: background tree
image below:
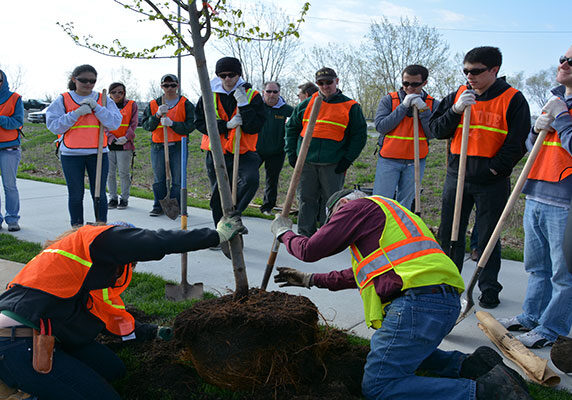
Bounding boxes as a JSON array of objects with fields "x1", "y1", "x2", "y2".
[
  {"x1": 0, "y1": 64, "x2": 24, "y2": 93},
  {"x1": 525, "y1": 67, "x2": 556, "y2": 111}
]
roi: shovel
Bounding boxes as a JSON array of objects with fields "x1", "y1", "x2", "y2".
[
  {"x1": 166, "y1": 135, "x2": 204, "y2": 300},
  {"x1": 159, "y1": 118, "x2": 180, "y2": 220},
  {"x1": 412, "y1": 105, "x2": 421, "y2": 215},
  {"x1": 94, "y1": 89, "x2": 107, "y2": 222},
  {"x1": 456, "y1": 129, "x2": 550, "y2": 324},
  {"x1": 261, "y1": 95, "x2": 323, "y2": 290}
]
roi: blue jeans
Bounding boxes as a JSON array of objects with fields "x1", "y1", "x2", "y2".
[
  {"x1": 0, "y1": 337, "x2": 123, "y2": 400},
  {"x1": 61, "y1": 154, "x2": 108, "y2": 226},
  {"x1": 516, "y1": 199, "x2": 572, "y2": 341},
  {"x1": 362, "y1": 289, "x2": 476, "y2": 400},
  {"x1": 0, "y1": 147, "x2": 21, "y2": 226},
  {"x1": 373, "y1": 156, "x2": 426, "y2": 211},
  {"x1": 150, "y1": 142, "x2": 183, "y2": 209}
]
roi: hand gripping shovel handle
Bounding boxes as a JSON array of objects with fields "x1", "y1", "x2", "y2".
[
  {"x1": 456, "y1": 129, "x2": 549, "y2": 324},
  {"x1": 260, "y1": 96, "x2": 324, "y2": 290},
  {"x1": 413, "y1": 106, "x2": 421, "y2": 215},
  {"x1": 94, "y1": 89, "x2": 107, "y2": 222},
  {"x1": 232, "y1": 125, "x2": 242, "y2": 206}
]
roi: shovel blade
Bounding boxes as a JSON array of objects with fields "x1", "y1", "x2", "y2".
[
  {"x1": 159, "y1": 198, "x2": 179, "y2": 220},
  {"x1": 165, "y1": 282, "x2": 204, "y2": 301},
  {"x1": 455, "y1": 296, "x2": 475, "y2": 325}
]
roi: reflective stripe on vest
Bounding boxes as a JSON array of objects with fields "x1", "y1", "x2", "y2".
[
  {"x1": 109, "y1": 100, "x2": 134, "y2": 138},
  {"x1": 301, "y1": 92, "x2": 357, "y2": 142},
  {"x1": 0, "y1": 92, "x2": 21, "y2": 143},
  {"x1": 450, "y1": 85, "x2": 518, "y2": 158},
  {"x1": 62, "y1": 92, "x2": 105, "y2": 150},
  {"x1": 379, "y1": 92, "x2": 433, "y2": 160},
  {"x1": 528, "y1": 109, "x2": 572, "y2": 182},
  {"x1": 150, "y1": 96, "x2": 188, "y2": 143}
]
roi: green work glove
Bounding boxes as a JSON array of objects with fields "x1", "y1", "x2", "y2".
[
  {"x1": 216, "y1": 214, "x2": 248, "y2": 243},
  {"x1": 274, "y1": 267, "x2": 313, "y2": 288}
]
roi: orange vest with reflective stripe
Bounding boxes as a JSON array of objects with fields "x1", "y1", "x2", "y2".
[
  {"x1": 379, "y1": 92, "x2": 434, "y2": 160},
  {"x1": 200, "y1": 89, "x2": 259, "y2": 154},
  {"x1": 109, "y1": 100, "x2": 134, "y2": 138},
  {"x1": 451, "y1": 85, "x2": 518, "y2": 158},
  {"x1": 0, "y1": 92, "x2": 21, "y2": 143},
  {"x1": 150, "y1": 96, "x2": 188, "y2": 143},
  {"x1": 301, "y1": 92, "x2": 357, "y2": 142},
  {"x1": 62, "y1": 92, "x2": 105, "y2": 150},
  {"x1": 528, "y1": 110, "x2": 572, "y2": 182},
  {"x1": 8, "y1": 225, "x2": 135, "y2": 337}
]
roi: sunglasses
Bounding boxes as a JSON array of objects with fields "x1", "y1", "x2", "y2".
[
  {"x1": 265, "y1": 90, "x2": 279, "y2": 94},
  {"x1": 76, "y1": 78, "x2": 97, "y2": 84},
  {"x1": 316, "y1": 79, "x2": 333, "y2": 86},
  {"x1": 559, "y1": 56, "x2": 572, "y2": 67},
  {"x1": 110, "y1": 90, "x2": 125, "y2": 95},
  {"x1": 402, "y1": 81, "x2": 424, "y2": 88},
  {"x1": 462, "y1": 67, "x2": 490, "y2": 76},
  {"x1": 218, "y1": 73, "x2": 238, "y2": 79},
  {"x1": 161, "y1": 83, "x2": 178, "y2": 88}
]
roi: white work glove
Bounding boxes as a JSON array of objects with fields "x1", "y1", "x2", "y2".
[
  {"x1": 73, "y1": 104, "x2": 92, "y2": 118},
  {"x1": 216, "y1": 214, "x2": 248, "y2": 243},
  {"x1": 226, "y1": 114, "x2": 242, "y2": 129},
  {"x1": 402, "y1": 94, "x2": 420, "y2": 108},
  {"x1": 271, "y1": 215, "x2": 293, "y2": 239},
  {"x1": 115, "y1": 136, "x2": 128, "y2": 145},
  {"x1": 534, "y1": 113, "x2": 555, "y2": 134},
  {"x1": 542, "y1": 96, "x2": 568, "y2": 119},
  {"x1": 80, "y1": 98, "x2": 98, "y2": 110},
  {"x1": 161, "y1": 117, "x2": 173, "y2": 127},
  {"x1": 274, "y1": 267, "x2": 313, "y2": 288},
  {"x1": 411, "y1": 96, "x2": 429, "y2": 111},
  {"x1": 157, "y1": 104, "x2": 169, "y2": 117},
  {"x1": 233, "y1": 86, "x2": 248, "y2": 106},
  {"x1": 452, "y1": 90, "x2": 476, "y2": 114}
]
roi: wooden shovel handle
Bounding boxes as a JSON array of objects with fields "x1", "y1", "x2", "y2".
[
  {"x1": 413, "y1": 106, "x2": 421, "y2": 214},
  {"x1": 94, "y1": 89, "x2": 107, "y2": 221},
  {"x1": 232, "y1": 125, "x2": 241, "y2": 206},
  {"x1": 451, "y1": 107, "x2": 471, "y2": 242}
]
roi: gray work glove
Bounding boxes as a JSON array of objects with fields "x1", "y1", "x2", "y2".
[
  {"x1": 411, "y1": 96, "x2": 429, "y2": 111},
  {"x1": 115, "y1": 136, "x2": 128, "y2": 145},
  {"x1": 274, "y1": 267, "x2": 313, "y2": 288},
  {"x1": 216, "y1": 214, "x2": 248, "y2": 243},
  {"x1": 80, "y1": 97, "x2": 98, "y2": 110},
  {"x1": 156, "y1": 326, "x2": 173, "y2": 341},
  {"x1": 157, "y1": 104, "x2": 169, "y2": 117},
  {"x1": 542, "y1": 95, "x2": 568, "y2": 118},
  {"x1": 73, "y1": 104, "x2": 92, "y2": 118},
  {"x1": 233, "y1": 86, "x2": 248, "y2": 106},
  {"x1": 534, "y1": 113, "x2": 555, "y2": 133},
  {"x1": 402, "y1": 94, "x2": 420, "y2": 108},
  {"x1": 271, "y1": 215, "x2": 293, "y2": 239},
  {"x1": 161, "y1": 116, "x2": 173, "y2": 127},
  {"x1": 452, "y1": 90, "x2": 476, "y2": 114},
  {"x1": 226, "y1": 113, "x2": 242, "y2": 129}
]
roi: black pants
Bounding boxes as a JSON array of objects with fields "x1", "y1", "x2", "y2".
[
  {"x1": 258, "y1": 152, "x2": 285, "y2": 212},
  {"x1": 438, "y1": 175, "x2": 510, "y2": 294},
  {"x1": 565, "y1": 198, "x2": 572, "y2": 273}
]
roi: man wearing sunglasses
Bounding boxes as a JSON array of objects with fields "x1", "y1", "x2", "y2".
[
  {"x1": 373, "y1": 64, "x2": 438, "y2": 211},
  {"x1": 142, "y1": 74, "x2": 195, "y2": 217},
  {"x1": 285, "y1": 67, "x2": 367, "y2": 237},
  {"x1": 430, "y1": 46, "x2": 531, "y2": 309},
  {"x1": 256, "y1": 81, "x2": 294, "y2": 216}
]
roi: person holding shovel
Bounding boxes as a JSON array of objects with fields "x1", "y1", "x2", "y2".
[
  {"x1": 497, "y1": 46, "x2": 572, "y2": 349},
  {"x1": 142, "y1": 74, "x2": 195, "y2": 217},
  {"x1": 270, "y1": 190, "x2": 532, "y2": 400},
  {"x1": 0, "y1": 217, "x2": 247, "y2": 400},
  {"x1": 46, "y1": 64, "x2": 122, "y2": 227},
  {"x1": 429, "y1": 46, "x2": 531, "y2": 309},
  {"x1": 373, "y1": 64, "x2": 438, "y2": 211}
]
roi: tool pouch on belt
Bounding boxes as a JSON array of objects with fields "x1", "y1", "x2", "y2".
[{"x1": 33, "y1": 319, "x2": 54, "y2": 374}]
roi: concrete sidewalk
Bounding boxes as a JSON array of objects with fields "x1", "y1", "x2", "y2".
[{"x1": 1, "y1": 178, "x2": 571, "y2": 390}]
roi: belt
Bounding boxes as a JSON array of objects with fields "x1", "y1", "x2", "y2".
[
  {"x1": 0, "y1": 327, "x2": 34, "y2": 338},
  {"x1": 403, "y1": 284, "x2": 457, "y2": 296}
]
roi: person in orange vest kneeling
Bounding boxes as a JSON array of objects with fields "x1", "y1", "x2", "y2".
[
  {"x1": 0, "y1": 217, "x2": 246, "y2": 399},
  {"x1": 270, "y1": 189, "x2": 532, "y2": 400}
]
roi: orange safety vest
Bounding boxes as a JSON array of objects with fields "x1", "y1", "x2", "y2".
[
  {"x1": 8, "y1": 225, "x2": 135, "y2": 337},
  {"x1": 379, "y1": 92, "x2": 434, "y2": 160},
  {"x1": 451, "y1": 85, "x2": 518, "y2": 158},
  {"x1": 0, "y1": 92, "x2": 22, "y2": 143},
  {"x1": 200, "y1": 89, "x2": 259, "y2": 154},
  {"x1": 301, "y1": 92, "x2": 357, "y2": 142},
  {"x1": 150, "y1": 96, "x2": 188, "y2": 143},
  {"x1": 109, "y1": 100, "x2": 134, "y2": 138},
  {"x1": 528, "y1": 109, "x2": 572, "y2": 182},
  {"x1": 62, "y1": 92, "x2": 105, "y2": 150}
]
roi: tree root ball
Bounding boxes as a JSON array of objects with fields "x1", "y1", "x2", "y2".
[
  {"x1": 174, "y1": 289, "x2": 320, "y2": 392},
  {"x1": 551, "y1": 335, "x2": 572, "y2": 373}
]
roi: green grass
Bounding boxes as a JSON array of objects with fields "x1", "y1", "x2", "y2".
[{"x1": 0, "y1": 233, "x2": 43, "y2": 263}]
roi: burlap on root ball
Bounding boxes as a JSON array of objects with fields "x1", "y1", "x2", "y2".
[
  {"x1": 551, "y1": 335, "x2": 572, "y2": 373},
  {"x1": 174, "y1": 289, "x2": 320, "y2": 392}
]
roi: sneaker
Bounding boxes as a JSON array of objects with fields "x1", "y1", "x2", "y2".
[
  {"x1": 118, "y1": 199, "x2": 128, "y2": 209},
  {"x1": 476, "y1": 364, "x2": 532, "y2": 400},
  {"x1": 7, "y1": 223, "x2": 20, "y2": 232},
  {"x1": 518, "y1": 330, "x2": 553, "y2": 349},
  {"x1": 470, "y1": 248, "x2": 479, "y2": 262},
  {"x1": 479, "y1": 289, "x2": 500, "y2": 309},
  {"x1": 149, "y1": 207, "x2": 163, "y2": 217},
  {"x1": 261, "y1": 209, "x2": 273, "y2": 216},
  {"x1": 209, "y1": 244, "x2": 221, "y2": 251},
  {"x1": 460, "y1": 346, "x2": 503, "y2": 380},
  {"x1": 497, "y1": 316, "x2": 530, "y2": 332},
  {"x1": 108, "y1": 198, "x2": 118, "y2": 209}
]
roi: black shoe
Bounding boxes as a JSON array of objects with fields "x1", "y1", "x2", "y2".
[
  {"x1": 479, "y1": 290, "x2": 500, "y2": 309},
  {"x1": 476, "y1": 364, "x2": 531, "y2": 400},
  {"x1": 108, "y1": 198, "x2": 118, "y2": 209},
  {"x1": 7, "y1": 223, "x2": 20, "y2": 232},
  {"x1": 149, "y1": 207, "x2": 163, "y2": 217},
  {"x1": 470, "y1": 248, "x2": 479, "y2": 262},
  {"x1": 461, "y1": 346, "x2": 503, "y2": 380},
  {"x1": 118, "y1": 199, "x2": 128, "y2": 209}
]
